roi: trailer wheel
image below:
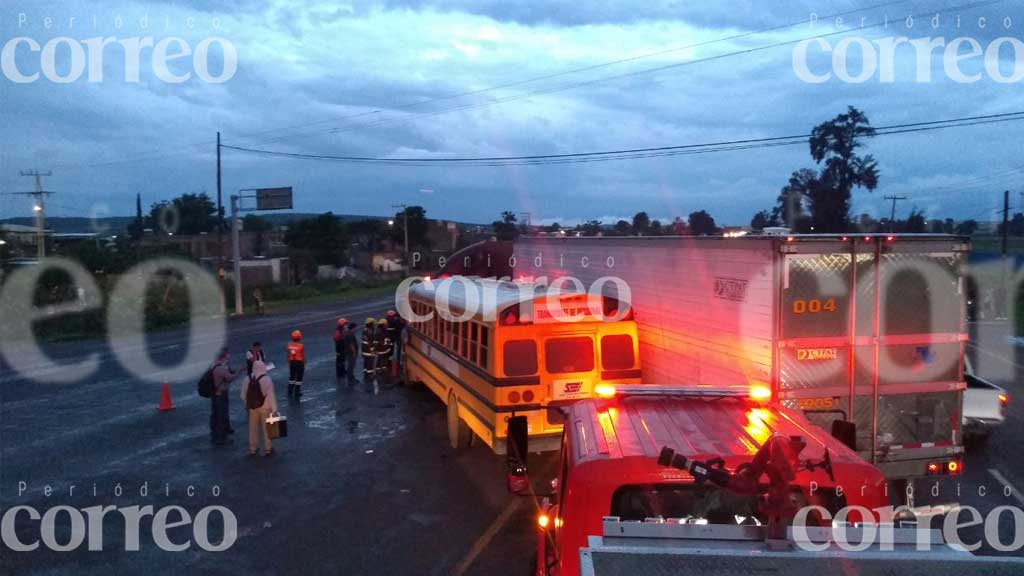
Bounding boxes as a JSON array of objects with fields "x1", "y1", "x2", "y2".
[{"x1": 447, "y1": 391, "x2": 472, "y2": 449}]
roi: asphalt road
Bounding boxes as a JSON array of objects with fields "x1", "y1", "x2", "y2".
[
  {"x1": 0, "y1": 295, "x2": 553, "y2": 575},
  {"x1": 2, "y1": 298, "x2": 1024, "y2": 573}
]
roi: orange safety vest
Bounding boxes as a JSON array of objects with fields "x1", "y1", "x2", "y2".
[{"x1": 287, "y1": 342, "x2": 305, "y2": 363}]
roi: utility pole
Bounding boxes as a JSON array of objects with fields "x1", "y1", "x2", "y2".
[
  {"x1": 231, "y1": 194, "x2": 243, "y2": 315},
  {"x1": 16, "y1": 170, "x2": 54, "y2": 260},
  {"x1": 883, "y1": 195, "x2": 907, "y2": 232},
  {"x1": 1002, "y1": 190, "x2": 1010, "y2": 259},
  {"x1": 391, "y1": 203, "x2": 409, "y2": 268},
  {"x1": 216, "y1": 132, "x2": 225, "y2": 305}
]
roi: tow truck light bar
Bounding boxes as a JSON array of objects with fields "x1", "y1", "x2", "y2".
[{"x1": 595, "y1": 384, "x2": 770, "y2": 400}]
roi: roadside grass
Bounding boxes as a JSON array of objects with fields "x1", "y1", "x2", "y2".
[
  {"x1": 25, "y1": 277, "x2": 400, "y2": 344},
  {"x1": 244, "y1": 278, "x2": 400, "y2": 314}
]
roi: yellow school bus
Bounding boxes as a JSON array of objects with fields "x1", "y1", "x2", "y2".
[{"x1": 402, "y1": 276, "x2": 641, "y2": 453}]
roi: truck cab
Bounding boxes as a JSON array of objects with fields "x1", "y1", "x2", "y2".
[{"x1": 535, "y1": 387, "x2": 890, "y2": 576}]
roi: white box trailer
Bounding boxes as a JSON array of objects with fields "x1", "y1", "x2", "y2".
[{"x1": 512, "y1": 234, "x2": 968, "y2": 482}]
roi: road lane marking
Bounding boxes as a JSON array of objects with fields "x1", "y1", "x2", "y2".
[
  {"x1": 988, "y1": 468, "x2": 1024, "y2": 507},
  {"x1": 452, "y1": 497, "x2": 524, "y2": 576},
  {"x1": 967, "y1": 343, "x2": 1024, "y2": 371}
]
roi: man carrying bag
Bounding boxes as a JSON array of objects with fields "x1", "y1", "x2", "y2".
[{"x1": 241, "y1": 360, "x2": 278, "y2": 456}]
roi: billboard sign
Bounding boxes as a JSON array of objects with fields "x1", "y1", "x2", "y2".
[{"x1": 256, "y1": 187, "x2": 293, "y2": 210}]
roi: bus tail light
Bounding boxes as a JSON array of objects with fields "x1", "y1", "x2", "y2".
[
  {"x1": 947, "y1": 461, "x2": 961, "y2": 475},
  {"x1": 523, "y1": 390, "x2": 535, "y2": 403},
  {"x1": 595, "y1": 384, "x2": 617, "y2": 398},
  {"x1": 508, "y1": 391, "x2": 521, "y2": 403},
  {"x1": 538, "y1": 513, "x2": 550, "y2": 529},
  {"x1": 749, "y1": 385, "x2": 771, "y2": 402}
]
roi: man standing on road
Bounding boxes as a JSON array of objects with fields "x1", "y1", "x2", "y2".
[
  {"x1": 333, "y1": 318, "x2": 348, "y2": 384},
  {"x1": 343, "y1": 322, "x2": 359, "y2": 386},
  {"x1": 211, "y1": 348, "x2": 242, "y2": 446},
  {"x1": 246, "y1": 341, "x2": 265, "y2": 376},
  {"x1": 287, "y1": 330, "x2": 306, "y2": 398},
  {"x1": 241, "y1": 360, "x2": 278, "y2": 456}
]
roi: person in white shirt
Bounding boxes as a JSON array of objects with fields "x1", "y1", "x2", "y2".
[{"x1": 241, "y1": 360, "x2": 278, "y2": 456}]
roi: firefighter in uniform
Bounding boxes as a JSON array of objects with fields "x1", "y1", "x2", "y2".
[
  {"x1": 362, "y1": 318, "x2": 377, "y2": 382},
  {"x1": 287, "y1": 330, "x2": 306, "y2": 398},
  {"x1": 375, "y1": 318, "x2": 391, "y2": 383},
  {"x1": 385, "y1": 310, "x2": 404, "y2": 368}
]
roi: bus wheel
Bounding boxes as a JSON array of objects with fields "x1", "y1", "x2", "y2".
[{"x1": 447, "y1": 391, "x2": 472, "y2": 449}]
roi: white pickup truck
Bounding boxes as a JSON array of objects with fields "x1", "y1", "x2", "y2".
[{"x1": 963, "y1": 356, "x2": 1009, "y2": 441}]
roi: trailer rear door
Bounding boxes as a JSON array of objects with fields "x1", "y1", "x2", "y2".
[{"x1": 777, "y1": 237, "x2": 967, "y2": 472}]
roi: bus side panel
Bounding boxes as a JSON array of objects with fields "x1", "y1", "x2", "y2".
[{"x1": 516, "y1": 238, "x2": 776, "y2": 388}]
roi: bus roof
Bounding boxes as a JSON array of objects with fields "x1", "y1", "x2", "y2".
[
  {"x1": 408, "y1": 276, "x2": 590, "y2": 320},
  {"x1": 566, "y1": 395, "x2": 866, "y2": 468}
]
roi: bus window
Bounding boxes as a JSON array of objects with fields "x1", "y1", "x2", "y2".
[
  {"x1": 469, "y1": 323, "x2": 479, "y2": 364},
  {"x1": 504, "y1": 339, "x2": 538, "y2": 377},
  {"x1": 545, "y1": 337, "x2": 594, "y2": 374},
  {"x1": 480, "y1": 327, "x2": 490, "y2": 369},
  {"x1": 460, "y1": 322, "x2": 470, "y2": 358},
  {"x1": 600, "y1": 335, "x2": 635, "y2": 370}
]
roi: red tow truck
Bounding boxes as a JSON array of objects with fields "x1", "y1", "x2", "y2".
[{"x1": 533, "y1": 385, "x2": 893, "y2": 576}]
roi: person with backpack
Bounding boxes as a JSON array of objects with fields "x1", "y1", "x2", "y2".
[
  {"x1": 286, "y1": 330, "x2": 306, "y2": 398},
  {"x1": 208, "y1": 348, "x2": 241, "y2": 446},
  {"x1": 241, "y1": 360, "x2": 278, "y2": 456}
]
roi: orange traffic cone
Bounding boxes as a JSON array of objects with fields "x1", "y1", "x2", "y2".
[{"x1": 157, "y1": 383, "x2": 175, "y2": 411}]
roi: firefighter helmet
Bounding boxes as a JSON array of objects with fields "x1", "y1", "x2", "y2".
[
  {"x1": 337, "y1": 317, "x2": 348, "y2": 327},
  {"x1": 378, "y1": 319, "x2": 387, "y2": 325},
  {"x1": 291, "y1": 330, "x2": 302, "y2": 341},
  {"x1": 366, "y1": 317, "x2": 375, "y2": 324}
]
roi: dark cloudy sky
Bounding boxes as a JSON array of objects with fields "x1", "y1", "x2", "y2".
[{"x1": 1, "y1": 0, "x2": 1022, "y2": 227}]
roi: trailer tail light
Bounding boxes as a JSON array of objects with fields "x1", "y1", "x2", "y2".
[
  {"x1": 595, "y1": 384, "x2": 617, "y2": 398},
  {"x1": 927, "y1": 460, "x2": 962, "y2": 475},
  {"x1": 749, "y1": 385, "x2": 771, "y2": 402}
]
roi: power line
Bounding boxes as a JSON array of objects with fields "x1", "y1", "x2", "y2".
[
  {"x1": 220, "y1": 111, "x2": 1024, "y2": 167},
  {"x1": 53, "y1": 0, "x2": 1000, "y2": 170},
  {"x1": 244, "y1": 0, "x2": 920, "y2": 145},
  {"x1": 248, "y1": 0, "x2": 1002, "y2": 146}
]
